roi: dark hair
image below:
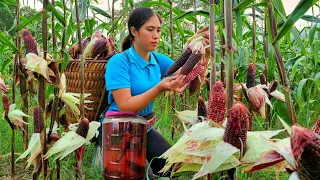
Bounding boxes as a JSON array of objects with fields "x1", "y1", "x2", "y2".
[{"x1": 121, "y1": 7, "x2": 162, "y2": 51}]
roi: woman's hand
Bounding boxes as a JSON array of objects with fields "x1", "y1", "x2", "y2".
[{"x1": 158, "y1": 74, "x2": 186, "y2": 92}]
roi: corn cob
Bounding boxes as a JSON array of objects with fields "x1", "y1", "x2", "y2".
[
  {"x1": 166, "y1": 47, "x2": 192, "y2": 76},
  {"x1": 246, "y1": 64, "x2": 256, "y2": 89},
  {"x1": 91, "y1": 38, "x2": 107, "y2": 59},
  {"x1": 180, "y1": 51, "x2": 202, "y2": 75},
  {"x1": 68, "y1": 42, "x2": 80, "y2": 59},
  {"x1": 33, "y1": 106, "x2": 44, "y2": 133},
  {"x1": 76, "y1": 118, "x2": 90, "y2": 138},
  {"x1": 312, "y1": 116, "x2": 320, "y2": 135},
  {"x1": 223, "y1": 101, "x2": 249, "y2": 155},
  {"x1": 207, "y1": 81, "x2": 226, "y2": 123},
  {"x1": 197, "y1": 96, "x2": 207, "y2": 122},
  {"x1": 2, "y1": 94, "x2": 10, "y2": 115},
  {"x1": 189, "y1": 77, "x2": 201, "y2": 96},
  {"x1": 291, "y1": 125, "x2": 320, "y2": 180},
  {"x1": 182, "y1": 63, "x2": 205, "y2": 86},
  {"x1": 270, "y1": 80, "x2": 278, "y2": 92},
  {"x1": 21, "y1": 29, "x2": 39, "y2": 55},
  {"x1": 92, "y1": 30, "x2": 103, "y2": 39},
  {"x1": 246, "y1": 86, "x2": 267, "y2": 118},
  {"x1": 81, "y1": 36, "x2": 91, "y2": 53},
  {"x1": 260, "y1": 74, "x2": 267, "y2": 85}
]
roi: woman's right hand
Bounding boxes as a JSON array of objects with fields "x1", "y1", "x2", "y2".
[{"x1": 157, "y1": 74, "x2": 186, "y2": 92}]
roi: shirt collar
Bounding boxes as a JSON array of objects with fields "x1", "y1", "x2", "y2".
[{"x1": 128, "y1": 45, "x2": 157, "y2": 69}]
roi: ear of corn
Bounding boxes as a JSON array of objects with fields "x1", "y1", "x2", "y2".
[
  {"x1": 81, "y1": 36, "x2": 91, "y2": 53},
  {"x1": 68, "y1": 42, "x2": 80, "y2": 59},
  {"x1": 33, "y1": 106, "x2": 43, "y2": 133},
  {"x1": 260, "y1": 74, "x2": 267, "y2": 85},
  {"x1": 91, "y1": 38, "x2": 107, "y2": 59},
  {"x1": 189, "y1": 77, "x2": 201, "y2": 96},
  {"x1": 246, "y1": 86, "x2": 267, "y2": 119},
  {"x1": 291, "y1": 125, "x2": 320, "y2": 180},
  {"x1": 166, "y1": 47, "x2": 192, "y2": 76},
  {"x1": 270, "y1": 80, "x2": 278, "y2": 92},
  {"x1": 22, "y1": 29, "x2": 39, "y2": 55},
  {"x1": 246, "y1": 64, "x2": 256, "y2": 89},
  {"x1": 183, "y1": 63, "x2": 205, "y2": 86},
  {"x1": 207, "y1": 81, "x2": 226, "y2": 123},
  {"x1": 180, "y1": 52, "x2": 203, "y2": 75},
  {"x1": 76, "y1": 118, "x2": 90, "y2": 138},
  {"x1": 223, "y1": 101, "x2": 249, "y2": 156},
  {"x1": 312, "y1": 116, "x2": 320, "y2": 135},
  {"x1": 197, "y1": 96, "x2": 207, "y2": 122},
  {"x1": 2, "y1": 94, "x2": 10, "y2": 115}
]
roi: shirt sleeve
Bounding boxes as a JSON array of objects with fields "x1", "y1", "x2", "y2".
[
  {"x1": 105, "y1": 53, "x2": 131, "y2": 91},
  {"x1": 153, "y1": 52, "x2": 174, "y2": 78}
]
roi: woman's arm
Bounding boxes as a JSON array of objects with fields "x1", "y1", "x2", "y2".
[{"x1": 112, "y1": 75, "x2": 186, "y2": 112}]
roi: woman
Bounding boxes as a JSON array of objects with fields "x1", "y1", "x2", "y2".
[{"x1": 101, "y1": 7, "x2": 187, "y2": 178}]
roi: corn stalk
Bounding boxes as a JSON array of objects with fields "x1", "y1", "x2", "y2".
[
  {"x1": 225, "y1": 0, "x2": 234, "y2": 110},
  {"x1": 40, "y1": 0, "x2": 49, "y2": 178},
  {"x1": 168, "y1": 0, "x2": 176, "y2": 141},
  {"x1": 75, "y1": 0, "x2": 85, "y2": 178},
  {"x1": 252, "y1": 5, "x2": 256, "y2": 66},
  {"x1": 264, "y1": 6, "x2": 270, "y2": 130},
  {"x1": 209, "y1": 0, "x2": 216, "y2": 88},
  {"x1": 220, "y1": 0, "x2": 225, "y2": 85},
  {"x1": 268, "y1": 0, "x2": 297, "y2": 125}
]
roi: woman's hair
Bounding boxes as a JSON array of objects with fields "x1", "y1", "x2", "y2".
[{"x1": 121, "y1": 7, "x2": 162, "y2": 51}]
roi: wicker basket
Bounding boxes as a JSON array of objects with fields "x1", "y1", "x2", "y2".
[{"x1": 64, "y1": 59, "x2": 108, "y2": 124}]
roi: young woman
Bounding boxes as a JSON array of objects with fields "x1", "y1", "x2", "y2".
[{"x1": 101, "y1": 7, "x2": 187, "y2": 178}]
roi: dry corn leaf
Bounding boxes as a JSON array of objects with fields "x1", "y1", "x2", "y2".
[
  {"x1": 270, "y1": 90, "x2": 286, "y2": 102},
  {"x1": 175, "y1": 110, "x2": 198, "y2": 124},
  {"x1": 269, "y1": 137, "x2": 296, "y2": 169},
  {"x1": 16, "y1": 133, "x2": 41, "y2": 169},
  {"x1": 25, "y1": 53, "x2": 52, "y2": 83},
  {"x1": 243, "y1": 150, "x2": 285, "y2": 172},
  {"x1": 289, "y1": 172, "x2": 300, "y2": 180},
  {"x1": 7, "y1": 104, "x2": 29, "y2": 124}
]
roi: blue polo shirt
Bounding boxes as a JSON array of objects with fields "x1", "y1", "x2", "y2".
[{"x1": 104, "y1": 45, "x2": 174, "y2": 116}]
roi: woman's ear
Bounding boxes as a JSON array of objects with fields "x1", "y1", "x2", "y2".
[{"x1": 130, "y1": 26, "x2": 138, "y2": 37}]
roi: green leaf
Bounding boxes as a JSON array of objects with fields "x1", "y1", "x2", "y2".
[
  {"x1": 50, "y1": 4, "x2": 65, "y2": 26},
  {"x1": 17, "y1": 12, "x2": 42, "y2": 31},
  {"x1": 297, "y1": 78, "x2": 308, "y2": 109},
  {"x1": 291, "y1": 27, "x2": 306, "y2": 55},
  {"x1": 89, "y1": 5, "x2": 111, "y2": 18},
  {"x1": 309, "y1": 23, "x2": 318, "y2": 45},
  {"x1": 173, "y1": 10, "x2": 209, "y2": 21},
  {"x1": 0, "y1": 32, "x2": 17, "y2": 52},
  {"x1": 61, "y1": 50, "x2": 70, "y2": 72},
  {"x1": 274, "y1": 0, "x2": 318, "y2": 42},
  {"x1": 301, "y1": 15, "x2": 320, "y2": 23},
  {"x1": 2, "y1": 0, "x2": 16, "y2": 6},
  {"x1": 233, "y1": 0, "x2": 254, "y2": 11}
]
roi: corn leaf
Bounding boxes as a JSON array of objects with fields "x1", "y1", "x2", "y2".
[
  {"x1": 2, "y1": 0, "x2": 17, "y2": 6},
  {"x1": 17, "y1": 12, "x2": 42, "y2": 31},
  {"x1": 85, "y1": 121, "x2": 101, "y2": 141},
  {"x1": 309, "y1": 23, "x2": 318, "y2": 46},
  {"x1": 289, "y1": 172, "x2": 300, "y2": 180},
  {"x1": 192, "y1": 141, "x2": 240, "y2": 179},
  {"x1": 301, "y1": 15, "x2": 320, "y2": 23},
  {"x1": 274, "y1": 0, "x2": 318, "y2": 42},
  {"x1": 175, "y1": 110, "x2": 197, "y2": 124},
  {"x1": 45, "y1": 131, "x2": 86, "y2": 160},
  {"x1": 16, "y1": 133, "x2": 41, "y2": 168},
  {"x1": 243, "y1": 150, "x2": 285, "y2": 172},
  {"x1": 89, "y1": 5, "x2": 111, "y2": 18},
  {"x1": 233, "y1": 0, "x2": 254, "y2": 11},
  {"x1": 269, "y1": 137, "x2": 296, "y2": 168},
  {"x1": 297, "y1": 78, "x2": 308, "y2": 109},
  {"x1": 7, "y1": 104, "x2": 30, "y2": 124},
  {"x1": 0, "y1": 32, "x2": 17, "y2": 52}
]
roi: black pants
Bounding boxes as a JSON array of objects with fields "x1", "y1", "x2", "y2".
[{"x1": 146, "y1": 128, "x2": 171, "y2": 176}]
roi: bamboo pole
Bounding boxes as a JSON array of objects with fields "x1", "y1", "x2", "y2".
[
  {"x1": 264, "y1": 6, "x2": 271, "y2": 130},
  {"x1": 268, "y1": 0, "x2": 297, "y2": 125},
  {"x1": 220, "y1": 0, "x2": 226, "y2": 86},
  {"x1": 252, "y1": 6, "x2": 256, "y2": 66}
]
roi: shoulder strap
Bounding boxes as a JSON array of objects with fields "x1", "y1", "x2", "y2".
[{"x1": 151, "y1": 52, "x2": 159, "y2": 64}]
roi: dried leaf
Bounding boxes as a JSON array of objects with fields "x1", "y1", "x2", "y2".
[
  {"x1": 25, "y1": 53, "x2": 52, "y2": 83},
  {"x1": 175, "y1": 110, "x2": 198, "y2": 124},
  {"x1": 7, "y1": 104, "x2": 29, "y2": 124},
  {"x1": 270, "y1": 90, "x2": 286, "y2": 102},
  {"x1": 243, "y1": 150, "x2": 285, "y2": 172},
  {"x1": 16, "y1": 133, "x2": 41, "y2": 169}
]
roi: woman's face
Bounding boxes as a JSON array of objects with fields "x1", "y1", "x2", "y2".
[{"x1": 132, "y1": 15, "x2": 161, "y2": 52}]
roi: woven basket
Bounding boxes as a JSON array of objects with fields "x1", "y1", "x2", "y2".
[{"x1": 64, "y1": 58, "x2": 108, "y2": 124}]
